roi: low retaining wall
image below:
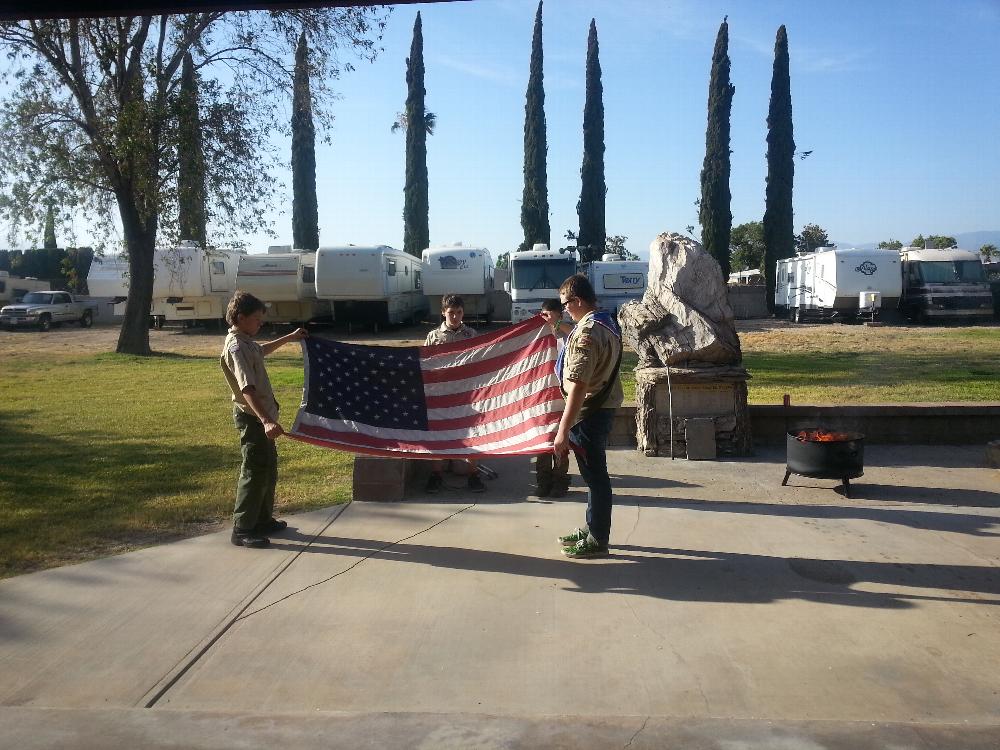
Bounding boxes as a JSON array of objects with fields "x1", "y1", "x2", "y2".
[{"x1": 610, "y1": 403, "x2": 1000, "y2": 448}]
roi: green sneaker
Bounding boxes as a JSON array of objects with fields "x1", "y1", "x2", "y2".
[
  {"x1": 561, "y1": 535, "x2": 609, "y2": 559},
  {"x1": 556, "y1": 527, "x2": 589, "y2": 546}
]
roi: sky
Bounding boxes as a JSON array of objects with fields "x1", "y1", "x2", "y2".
[{"x1": 13, "y1": 0, "x2": 1000, "y2": 258}]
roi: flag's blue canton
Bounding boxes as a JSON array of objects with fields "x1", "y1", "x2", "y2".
[{"x1": 304, "y1": 338, "x2": 428, "y2": 430}]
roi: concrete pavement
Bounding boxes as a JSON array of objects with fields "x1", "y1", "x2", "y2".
[{"x1": 1, "y1": 446, "x2": 999, "y2": 748}]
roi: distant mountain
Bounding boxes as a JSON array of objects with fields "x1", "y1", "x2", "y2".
[{"x1": 831, "y1": 230, "x2": 1000, "y2": 252}]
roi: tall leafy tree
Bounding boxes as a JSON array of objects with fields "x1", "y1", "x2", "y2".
[
  {"x1": 292, "y1": 31, "x2": 319, "y2": 251},
  {"x1": 0, "y1": 11, "x2": 387, "y2": 355},
  {"x1": 576, "y1": 18, "x2": 605, "y2": 263},
  {"x1": 795, "y1": 223, "x2": 830, "y2": 252},
  {"x1": 43, "y1": 204, "x2": 57, "y2": 249},
  {"x1": 910, "y1": 234, "x2": 957, "y2": 249},
  {"x1": 878, "y1": 239, "x2": 903, "y2": 251},
  {"x1": 401, "y1": 11, "x2": 429, "y2": 257},
  {"x1": 731, "y1": 220, "x2": 765, "y2": 273},
  {"x1": 762, "y1": 25, "x2": 794, "y2": 313},
  {"x1": 699, "y1": 18, "x2": 735, "y2": 279},
  {"x1": 177, "y1": 52, "x2": 207, "y2": 249},
  {"x1": 520, "y1": 0, "x2": 550, "y2": 252}
]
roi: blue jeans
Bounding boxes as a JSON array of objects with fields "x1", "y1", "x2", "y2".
[{"x1": 570, "y1": 408, "x2": 615, "y2": 545}]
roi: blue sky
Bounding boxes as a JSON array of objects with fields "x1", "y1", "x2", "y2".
[{"x1": 20, "y1": 0, "x2": 1000, "y2": 257}]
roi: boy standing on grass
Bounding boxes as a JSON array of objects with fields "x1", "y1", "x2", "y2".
[
  {"x1": 423, "y1": 294, "x2": 486, "y2": 494},
  {"x1": 537, "y1": 298, "x2": 571, "y2": 497},
  {"x1": 220, "y1": 291, "x2": 308, "y2": 548}
]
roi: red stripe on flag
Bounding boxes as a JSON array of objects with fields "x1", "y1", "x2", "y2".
[
  {"x1": 427, "y1": 387, "x2": 564, "y2": 430},
  {"x1": 418, "y1": 315, "x2": 546, "y2": 359},
  {"x1": 422, "y1": 335, "x2": 552, "y2": 384},
  {"x1": 424, "y1": 361, "x2": 557, "y2": 409},
  {"x1": 287, "y1": 432, "x2": 555, "y2": 459}
]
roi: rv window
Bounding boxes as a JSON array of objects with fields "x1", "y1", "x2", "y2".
[
  {"x1": 211, "y1": 261, "x2": 225, "y2": 275},
  {"x1": 387, "y1": 259, "x2": 396, "y2": 276},
  {"x1": 414, "y1": 270, "x2": 422, "y2": 290},
  {"x1": 302, "y1": 266, "x2": 315, "y2": 284},
  {"x1": 404, "y1": 265, "x2": 409, "y2": 276}
]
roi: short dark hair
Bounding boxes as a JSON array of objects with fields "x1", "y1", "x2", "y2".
[
  {"x1": 226, "y1": 290, "x2": 266, "y2": 326},
  {"x1": 540, "y1": 298, "x2": 561, "y2": 313},
  {"x1": 558, "y1": 273, "x2": 597, "y2": 306},
  {"x1": 441, "y1": 294, "x2": 464, "y2": 311}
]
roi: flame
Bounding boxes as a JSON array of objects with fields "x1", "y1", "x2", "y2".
[{"x1": 795, "y1": 429, "x2": 854, "y2": 443}]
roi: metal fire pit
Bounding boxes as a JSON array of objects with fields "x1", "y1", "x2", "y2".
[{"x1": 783, "y1": 428, "x2": 865, "y2": 497}]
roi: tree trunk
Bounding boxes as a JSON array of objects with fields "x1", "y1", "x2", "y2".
[{"x1": 116, "y1": 201, "x2": 156, "y2": 356}]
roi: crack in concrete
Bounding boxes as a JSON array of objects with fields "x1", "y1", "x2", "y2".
[{"x1": 624, "y1": 715, "x2": 649, "y2": 747}]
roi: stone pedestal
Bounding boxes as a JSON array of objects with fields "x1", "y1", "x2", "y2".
[{"x1": 635, "y1": 365, "x2": 753, "y2": 458}]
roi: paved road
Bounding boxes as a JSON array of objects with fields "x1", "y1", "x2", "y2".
[{"x1": 2, "y1": 446, "x2": 999, "y2": 749}]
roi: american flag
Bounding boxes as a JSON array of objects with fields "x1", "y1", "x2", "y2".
[{"x1": 289, "y1": 316, "x2": 564, "y2": 458}]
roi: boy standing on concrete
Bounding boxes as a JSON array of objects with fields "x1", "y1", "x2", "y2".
[
  {"x1": 221, "y1": 291, "x2": 307, "y2": 548},
  {"x1": 536, "y1": 298, "x2": 571, "y2": 497},
  {"x1": 423, "y1": 294, "x2": 486, "y2": 494}
]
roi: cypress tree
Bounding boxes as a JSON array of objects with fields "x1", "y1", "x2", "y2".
[
  {"x1": 520, "y1": 0, "x2": 550, "y2": 252},
  {"x1": 576, "y1": 19, "x2": 606, "y2": 264},
  {"x1": 402, "y1": 12, "x2": 429, "y2": 258},
  {"x1": 292, "y1": 31, "x2": 320, "y2": 251},
  {"x1": 762, "y1": 25, "x2": 794, "y2": 313},
  {"x1": 43, "y1": 204, "x2": 57, "y2": 249},
  {"x1": 177, "y1": 52, "x2": 207, "y2": 248},
  {"x1": 699, "y1": 18, "x2": 735, "y2": 279}
]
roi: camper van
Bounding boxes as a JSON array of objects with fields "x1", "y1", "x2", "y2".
[
  {"x1": 0, "y1": 270, "x2": 51, "y2": 306},
  {"x1": 898, "y1": 247, "x2": 993, "y2": 322},
  {"x1": 582, "y1": 255, "x2": 647, "y2": 315},
  {"x1": 774, "y1": 246, "x2": 902, "y2": 322},
  {"x1": 421, "y1": 244, "x2": 494, "y2": 320},
  {"x1": 505, "y1": 244, "x2": 578, "y2": 323},
  {"x1": 235, "y1": 251, "x2": 320, "y2": 324},
  {"x1": 314, "y1": 245, "x2": 426, "y2": 328}
]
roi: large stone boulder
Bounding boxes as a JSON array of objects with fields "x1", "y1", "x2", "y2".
[{"x1": 619, "y1": 232, "x2": 742, "y2": 368}]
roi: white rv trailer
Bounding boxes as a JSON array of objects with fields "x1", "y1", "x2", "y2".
[
  {"x1": 898, "y1": 246, "x2": 993, "y2": 322},
  {"x1": 505, "y1": 244, "x2": 578, "y2": 323},
  {"x1": 774, "y1": 246, "x2": 902, "y2": 322},
  {"x1": 0, "y1": 270, "x2": 51, "y2": 305},
  {"x1": 582, "y1": 255, "x2": 648, "y2": 315},
  {"x1": 420, "y1": 244, "x2": 494, "y2": 320},
  {"x1": 235, "y1": 251, "x2": 320, "y2": 324},
  {"x1": 314, "y1": 245, "x2": 426, "y2": 328},
  {"x1": 85, "y1": 255, "x2": 129, "y2": 303}
]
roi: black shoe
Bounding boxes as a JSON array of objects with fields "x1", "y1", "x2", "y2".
[
  {"x1": 255, "y1": 518, "x2": 287, "y2": 535},
  {"x1": 535, "y1": 481, "x2": 552, "y2": 498},
  {"x1": 231, "y1": 530, "x2": 270, "y2": 548},
  {"x1": 468, "y1": 474, "x2": 486, "y2": 493},
  {"x1": 425, "y1": 472, "x2": 444, "y2": 494},
  {"x1": 549, "y1": 485, "x2": 569, "y2": 498}
]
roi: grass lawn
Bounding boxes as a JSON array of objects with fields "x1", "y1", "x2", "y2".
[
  {"x1": 0, "y1": 349, "x2": 351, "y2": 578},
  {"x1": 1, "y1": 322, "x2": 998, "y2": 578}
]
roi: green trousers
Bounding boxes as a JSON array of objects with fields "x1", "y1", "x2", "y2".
[{"x1": 233, "y1": 408, "x2": 278, "y2": 532}]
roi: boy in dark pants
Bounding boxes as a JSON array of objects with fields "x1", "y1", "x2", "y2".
[
  {"x1": 220, "y1": 291, "x2": 307, "y2": 548},
  {"x1": 536, "y1": 299, "x2": 571, "y2": 497}
]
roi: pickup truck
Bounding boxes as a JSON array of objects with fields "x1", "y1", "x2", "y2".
[{"x1": 0, "y1": 291, "x2": 98, "y2": 331}]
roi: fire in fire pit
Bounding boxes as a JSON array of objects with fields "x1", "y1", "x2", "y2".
[{"x1": 783, "y1": 427, "x2": 865, "y2": 497}]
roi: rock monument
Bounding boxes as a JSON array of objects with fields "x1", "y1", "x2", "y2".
[{"x1": 619, "y1": 232, "x2": 753, "y2": 458}]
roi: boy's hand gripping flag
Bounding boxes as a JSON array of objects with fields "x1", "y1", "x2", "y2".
[{"x1": 289, "y1": 316, "x2": 564, "y2": 458}]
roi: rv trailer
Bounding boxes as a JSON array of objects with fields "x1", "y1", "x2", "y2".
[
  {"x1": 421, "y1": 244, "x2": 494, "y2": 321},
  {"x1": 314, "y1": 245, "x2": 426, "y2": 329},
  {"x1": 898, "y1": 246, "x2": 993, "y2": 322},
  {"x1": 505, "y1": 244, "x2": 578, "y2": 323},
  {"x1": 774, "y1": 246, "x2": 902, "y2": 322},
  {"x1": 582, "y1": 255, "x2": 648, "y2": 315},
  {"x1": 0, "y1": 270, "x2": 52, "y2": 306},
  {"x1": 149, "y1": 243, "x2": 242, "y2": 327},
  {"x1": 235, "y1": 251, "x2": 321, "y2": 324}
]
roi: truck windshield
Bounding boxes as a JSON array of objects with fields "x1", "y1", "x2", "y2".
[
  {"x1": 21, "y1": 292, "x2": 52, "y2": 303},
  {"x1": 917, "y1": 261, "x2": 986, "y2": 284},
  {"x1": 511, "y1": 259, "x2": 576, "y2": 291}
]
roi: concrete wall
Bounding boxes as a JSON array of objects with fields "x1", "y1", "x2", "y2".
[{"x1": 728, "y1": 285, "x2": 769, "y2": 319}]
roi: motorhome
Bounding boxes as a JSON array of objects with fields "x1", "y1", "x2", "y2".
[
  {"x1": 0, "y1": 270, "x2": 51, "y2": 306},
  {"x1": 421, "y1": 244, "x2": 494, "y2": 321},
  {"x1": 505, "y1": 244, "x2": 578, "y2": 323},
  {"x1": 774, "y1": 246, "x2": 902, "y2": 322},
  {"x1": 582, "y1": 255, "x2": 647, "y2": 315},
  {"x1": 235, "y1": 251, "x2": 320, "y2": 324},
  {"x1": 314, "y1": 245, "x2": 426, "y2": 328},
  {"x1": 898, "y1": 246, "x2": 993, "y2": 322}
]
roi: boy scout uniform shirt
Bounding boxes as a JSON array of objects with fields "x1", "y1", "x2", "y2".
[
  {"x1": 424, "y1": 322, "x2": 477, "y2": 346},
  {"x1": 220, "y1": 327, "x2": 280, "y2": 422},
  {"x1": 562, "y1": 311, "x2": 624, "y2": 422}
]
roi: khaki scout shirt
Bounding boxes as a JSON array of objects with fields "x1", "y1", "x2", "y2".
[
  {"x1": 562, "y1": 311, "x2": 624, "y2": 422},
  {"x1": 424, "y1": 322, "x2": 477, "y2": 346},
  {"x1": 220, "y1": 327, "x2": 279, "y2": 422}
]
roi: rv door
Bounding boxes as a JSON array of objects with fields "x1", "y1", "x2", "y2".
[{"x1": 209, "y1": 258, "x2": 232, "y2": 293}]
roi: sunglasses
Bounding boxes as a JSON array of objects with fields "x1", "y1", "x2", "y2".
[{"x1": 561, "y1": 297, "x2": 577, "y2": 310}]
